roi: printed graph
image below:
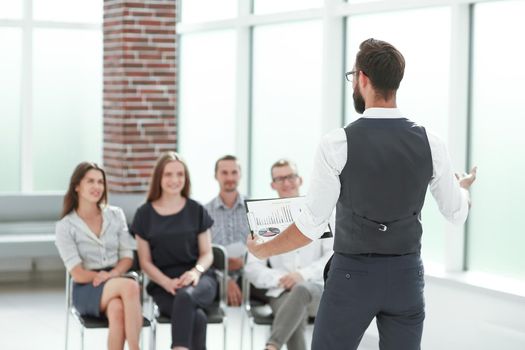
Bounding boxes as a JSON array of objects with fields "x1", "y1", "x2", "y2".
[{"x1": 255, "y1": 205, "x2": 294, "y2": 225}]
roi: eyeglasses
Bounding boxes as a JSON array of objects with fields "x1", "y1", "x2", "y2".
[
  {"x1": 272, "y1": 174, "x2": 298, "y2": 184},
  {"x1": 345, "y1": 70, "x2": 357, "y2": 82}
]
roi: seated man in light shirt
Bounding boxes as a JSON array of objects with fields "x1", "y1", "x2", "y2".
[
  {"x1": 205, "y1": 155, "x2": 250, "y2": 306},
  {"x1": 245, "y1": 159, "x2": 334, "y2": 350}
]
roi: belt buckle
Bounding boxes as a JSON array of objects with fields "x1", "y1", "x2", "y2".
[{"x1": 378, "y1": 224, "x2": 388, "y2": 232}]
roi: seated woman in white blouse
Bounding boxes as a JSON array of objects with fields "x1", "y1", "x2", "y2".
[{"x1": 55, "y1": 162, "x2": 142, "y2": 350}]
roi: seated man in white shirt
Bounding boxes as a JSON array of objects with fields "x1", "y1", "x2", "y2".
[{"x1": 244, "y1": 159, "x2": 334, "y2": 350}]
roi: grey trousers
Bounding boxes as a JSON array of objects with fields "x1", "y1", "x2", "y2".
[
  {"x1": 311, "y1": 252, "x2": 425, "y2": 350},
  {"x1": 267, "y1": 281, "x2": 323, "y2": 350}
]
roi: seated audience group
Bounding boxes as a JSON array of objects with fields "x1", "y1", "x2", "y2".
[{"x1": 55, "y1": 152, "x2": 334, "y2": 350}]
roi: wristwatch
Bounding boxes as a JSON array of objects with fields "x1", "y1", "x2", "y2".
[{"x1": 194, "y1": 264, "x2": 205, "y2": 274}]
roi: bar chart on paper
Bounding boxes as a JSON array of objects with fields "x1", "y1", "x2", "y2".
[
  {"x1": 245, "y1": 196, "x2": 332, "y2": 241},
  {"x1": 255, "y1": 205, "x2": 294, "y2": 225}
]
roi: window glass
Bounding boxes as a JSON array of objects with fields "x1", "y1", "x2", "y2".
[
  {"x1": 181, "y1": 0, "x2": 236, "y2": 23},
  {"x1": 32, "y1": 28, "x2": 102, "y2": 191},
  {"x1": 0, "y1": 28, "x2": 22, "y2": 192},
  {"x1": 251, "y1": 21, "x2": 323, "y2": 199},
  {"x1": 33, "y1": 0, "x2": 102, "y2": 23},
  {"x1": 178, "y1": 30, "x2": 237, "y2": 203},
  {"x1": 253, "y1": 0, "x2": 322, "y2": 15},
  {"x1": 468, "y1": 0, "x2": 525, "y2": 280},
  {"x1": 0, "y1": 0, "x2": 22, "y2": 19}
]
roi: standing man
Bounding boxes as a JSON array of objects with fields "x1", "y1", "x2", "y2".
[
  {"x1": 245, "y1": 159, "x2": 333, "y2": 350},
  {"x1": 247, "y1": 38, "x2": 477, "y2": 350},
  {"x1": 205, "y1": 155, "x2": 250, "y2": 306}
]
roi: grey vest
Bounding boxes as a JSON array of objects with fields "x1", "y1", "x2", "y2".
[{"x1": 334, "y1": 118, "x2": 433, "y2": 255}]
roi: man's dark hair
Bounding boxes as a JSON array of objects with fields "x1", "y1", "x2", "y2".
[
  {"x1": 214, "y1": 154, "x2": 240, "y2": 174},
  {"x1": 355, "y1": 38, "x2": 405, "y2": 100}
]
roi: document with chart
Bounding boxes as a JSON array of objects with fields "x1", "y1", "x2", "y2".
[{"x1": 244, "y1": 196, "x2": 332, "y2": 241}]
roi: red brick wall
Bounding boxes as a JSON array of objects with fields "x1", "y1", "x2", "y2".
[{"x1": 103, "y1": 0, "x2": 177, "y2": 193}]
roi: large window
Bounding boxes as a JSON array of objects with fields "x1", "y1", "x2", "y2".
[
  {"x1": 0, "y1": 0, "x2": 22, "y2": 19},
  {"x1": 177, "y1": 0, "x2": 525, "y2": 283},
  {"x1": 251, "y1": 21, "x2": 323, "y2": 198},
  {"x1": 0, "y1": 0, "x2": 102, "y2": 193},
  {"x1": 346, "y1": 7, "x2": 451, "y2": 264},
  {"x1": 178, "y1": 30, "x2": 237, "y2": 203},
  {"x1": 32, "y1": 29, "x2": 102, "y2": 191},
  {"x1": 33, "y1": 0, "x2": 102, "y2": 22},
  {"x1": 253, "y1": 0, "x2": 322, "y2": 14},
  {"x1": 468, "y1": 0, "x2": 525, "y2": 280},
  {"x1": 180, "y1": 0, "x2": 237, "y2": 23},
  {"x1": 0, "y1": 28, "x2": 22, "y2": 192}
]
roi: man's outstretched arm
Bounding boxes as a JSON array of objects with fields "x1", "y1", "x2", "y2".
[{"x1": 247, "y1": 223, "x2": 312, "y2": 259}]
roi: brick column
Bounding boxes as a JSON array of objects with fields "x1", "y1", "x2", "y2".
[{"x1": 103, "y1": 0, "x2": 177, "y2": 193}]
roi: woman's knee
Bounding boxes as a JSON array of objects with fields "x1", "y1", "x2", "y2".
[
  {"x1": 174, "y1": 287, "x2": 195, "y2": 306},
  {"x1": 120, "y1": 278, "x2": 141, "y2": 300},
  {"x1": 106, "y1": 298, "x2": 125, "y2": 323}
]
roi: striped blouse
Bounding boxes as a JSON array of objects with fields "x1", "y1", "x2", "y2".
[{"x1": 55, "y1": 205, "x2": 136, "y2": 271}]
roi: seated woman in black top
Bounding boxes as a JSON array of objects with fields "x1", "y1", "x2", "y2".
[{"x1": 133, "y1": 151, "x2": 217, "y2": 350}]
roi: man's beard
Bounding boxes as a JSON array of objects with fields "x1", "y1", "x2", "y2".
[
  {"x1": 223, "y1": 183, "x2": 238, "y2": 192},
  {"x1": 352, "y1": 86, "x2": 365, "y2": 114}
]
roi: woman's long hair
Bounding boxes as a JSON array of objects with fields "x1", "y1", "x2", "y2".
[
  {"x1": 61, "y1": 162, "x2": 108, "y2": 218},
  {"x1": 147, "y1": 151, "x2": 191, "y2": 202}
]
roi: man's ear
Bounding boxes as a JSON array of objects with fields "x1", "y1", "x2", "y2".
[
  {"x1": 359, "y1": 70, "x2": 369, "y2": 88},
  {"x1": 298, "y1": 176, "x2": 303, "y2": 187},
  {"x1": 271, "y1": 182, "x2": 277, "y2": 191}
]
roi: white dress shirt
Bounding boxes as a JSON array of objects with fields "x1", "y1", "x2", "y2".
[
  {"x1": 55, "y1": 205, "x2": 136, "y2": 271},
  {"x1": 245, "y1": 237, "x2": 333, "y2": 289},
  {"x1": 295, "y1": 107, "x2": 470, "y2": 241}
]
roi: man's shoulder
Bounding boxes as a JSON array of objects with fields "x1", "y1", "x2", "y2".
[
  {"x1": 322, "y1": 127, "x2": 347, "y2": 144},
  {"x1": 236, "y1": 193, "x2": 248, "y2": 207},
  {"x1": 204, "y1": 196, "x2": 219, "y2": 210}
]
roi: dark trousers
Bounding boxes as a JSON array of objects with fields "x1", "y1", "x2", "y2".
[
  {"x1": 312, "y1": 252, "x2": 425, "y2": 350},
  {"x1": 150, "y1": 274, "x2": 217, "y2": 349}
]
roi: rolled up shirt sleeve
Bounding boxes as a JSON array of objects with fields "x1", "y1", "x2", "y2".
[
  {"x1": 295, "y1": 129, "x2": 346, "y2": 240},
  {"x1": 427, "y1": 132, "x2": 470, "y2": 225},
  {"x1": 55, "y1": 220, "x2": 82, "y2": 272}
]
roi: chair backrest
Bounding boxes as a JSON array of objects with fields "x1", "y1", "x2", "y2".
[
  {"x1": 130, "y1": 250, "x2": 142, "y2": 274},
  {"x1": 211, "y1": 244, "x2": 228, "y2": 305},
  {"x1": 211, "y1": 244, "x2": 227, "y2": 271},
  {"x1": 242, "y1": 252, "x2": 270, "y2": 306},
  {"x1": 241, "y1": 274, "x2": 269, "y2": 307}
]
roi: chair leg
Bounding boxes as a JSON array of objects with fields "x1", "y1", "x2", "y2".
[
  {"x1": 250, "y1": 319, "x2": 254, "y2": 350},
  {"x1": 240, "y1": 310, "x2": 245, "y2": 349},
  {"x1": 64, "y1": 311, "x2": 69, "y2": 350},
  {"x1": 80, "y1": 325, "x2": 84, "y2": 350},
  {"x1": 150, "y1": 320, "x2": 156, "y2": 350},
  {"x1": 140, "y1": 322, "x2": 144, "y2": 350},
  {"x1": 223, "y1": 318, "x2": 227, "y2": 350}
]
